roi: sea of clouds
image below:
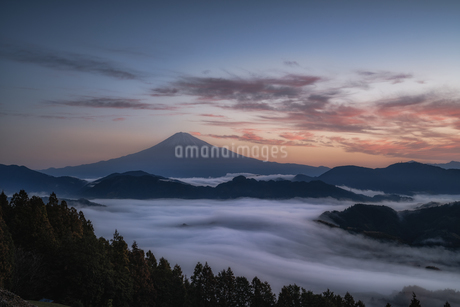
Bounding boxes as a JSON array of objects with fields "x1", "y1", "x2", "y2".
[{"x1": 79, "y1": 195, "x2": 460, "y2": 307}]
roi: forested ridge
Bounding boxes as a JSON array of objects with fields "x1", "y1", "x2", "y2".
[{"x1": 0, "y1": 191, "x2": 450, "y2": 307}]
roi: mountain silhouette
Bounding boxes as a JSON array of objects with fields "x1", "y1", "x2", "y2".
[
  {"x1": 0, "y1": 165, "x2": 411, "y2": 201},
  {"x1": 0, "y1": 164, "x2": 86, "y2": 196},
  {"x1": 80, "y1": 171, "x2": 408, "y2": 201},
  {"x1": 317, "y1": 162, "x2": 460, "y2": 195},
  {"x1": 80, "y1": 171, "x2": 203, "y2": 199},
  {"x1": 40, "y1": 132, "x2": 329, "y2": 178},
  {"x1": 318, "y1": 202, "x2": 460, "y2": 248}
]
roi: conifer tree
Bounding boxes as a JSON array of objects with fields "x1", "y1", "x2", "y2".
[
  {"x1": 409, "y1": 292, "x2": 421, "y2": 307},
  {"x1": 344, "y1": 292, "x2": 355, "y2": 307},
  {"x1": 129, "y1": 241, "x2": 155, "y2": 307},
  {"x1": 234, "y1": 276, "x2": 252, "y2": 307},
  {"x1": 190, "y1": 262, "x2": 218, "y2": 307},
  {"x1": 0, "y1": 194, "x2": 14, "y2": 288},
  {"x1": 202, "y1": 262, "x2": 217, "y2": 307},
  {"x1": 153, "y1": 257, "x2": 174, "y2": 307},
  {"x1": 251, "y1": 276, "x2": 275, "y2": 307},
  {"x1": 110, "y1": 230, "x2": 133, "y2": 307},
  {"x1": 216, "y1": 267, "x2": 237, "y2": 306},
  {"x1": 191, "y1": 262, "x2": 205, "y2": 306},
  {"x1": 277, "y1": 284, "x2": 301, "y2": 307},
  {"x1": 170, "y1": 264, "x2": 187, "y2": 307}
]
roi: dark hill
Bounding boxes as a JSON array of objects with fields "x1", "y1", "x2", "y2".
[
  {"x1": 80, "y1": 172, "x2": 409, "y2": 202},
  {"x1": 319, "y1": 202, "x2": 460, "y2": 248},
  {"x1": 292, "y1": 174, "x2": 314, "y2": 182},
  {"x1": 212, "y1": 176, "x2": 368, "y2": 200},
  {"x1": 0, "y1": 164, "x2": 86, "y2": 196},
  {"x1": 40, "y1": 132, "x2": 329, "y2": 178},
  {"x1": 318, "y1": 162, "x2": 460, "y2": 195},
  {"x1": 80, "y1": 171, "x2": 204, "y2": 199}
]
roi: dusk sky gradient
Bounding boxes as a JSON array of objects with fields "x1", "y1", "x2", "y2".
[{"x1": 1, "y1": 0, "x2": 460, "y2": 169}]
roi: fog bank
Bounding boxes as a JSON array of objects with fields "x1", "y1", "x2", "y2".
[{"x1": 80, "y1": 197, "x2": 460, "y2": 305}]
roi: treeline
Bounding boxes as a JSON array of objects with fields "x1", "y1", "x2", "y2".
[{"x1": 0, "y1": 191, "x2": 435, "y2": 307}]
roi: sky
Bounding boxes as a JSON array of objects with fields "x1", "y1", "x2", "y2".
[{"x1": 1, "y1": 0, "x2": 460, "y2": 169}]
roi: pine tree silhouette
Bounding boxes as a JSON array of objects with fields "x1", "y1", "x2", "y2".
[{"x1": 409, "y1": 292, "x2": 421, "y2": 307}]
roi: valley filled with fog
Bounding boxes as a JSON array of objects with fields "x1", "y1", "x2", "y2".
[{"x1": 79, "y1": 192, "x2": 460, "y2": 305}]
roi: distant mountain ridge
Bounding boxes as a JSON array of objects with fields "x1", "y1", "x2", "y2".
[
  {"x1": 80, "y1": 171, "x2": 408, "y2": 202},
  {"x1": 314, "y1": 162, "x2": 460, "y2": 195},
  {"x1": 40, "y1": 132, "x2": 330, "y2": 178},
  {"x1": 1, "y1": 164, "x2": 410, "y2": 202},
  {"x1": 430, "y1": 161, "x2": 460, "y2": 170},
  {"x1": 0, "y1": 164, "x2": 86, "y2": 196}
]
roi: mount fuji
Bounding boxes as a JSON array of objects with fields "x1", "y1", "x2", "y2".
[{"x1": 40, "y1": 132, "x2": 329, "y2": 178}]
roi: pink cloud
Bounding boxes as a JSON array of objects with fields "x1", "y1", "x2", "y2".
[
  {"x1": 206, "y1": 134, "x2": 240, "y2": 140},
  {"x1": 331, "y1": 136, "x2": 460, "y2": 159},
  {"x1": 205, "y1": 130, "x2": 315, "y2": 147},
  {"x1": 200, "y1": 113, "x2": 226, "y2": 118},
  {"x1": 279, "y1": 132, "x2": 314, "y2": 141},
  {"x1": 202, "y1": 120, "x2": 257, "y2": 127}
]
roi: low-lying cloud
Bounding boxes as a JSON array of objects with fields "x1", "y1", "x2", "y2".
[
  {"x1": 79, "y1": 197, "x2": 460, "y2": 306},
  {"x1": 171, "y1": 173, "x2": 296, "y2": 187}
]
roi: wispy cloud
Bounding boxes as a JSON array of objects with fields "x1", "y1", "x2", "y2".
[
  {"x1": 356, "y1": 70, "x2": 413, "y2": 84},
  {"x1": 204, "y1": 130, "x2": 315, "y2": 146},
  {"x1": 279, "y1": 132, "x2": 314, "y2": 141},
  {"x1": 47, "y1": 97, "x2": 176, "y2": 110},
  {"x1": 283, "y1": 60, "x2": 299, "y2": 67},
  {"x1": 0, "y1": 43, "x2": 143, "y2": 80},
  {"x1": 259, "y1": 104, "x2": 370, "y2": 134},
  {"x1": 153, "y1": 74, "x2": 321, "y2": 101},
  {"x1": 199, "y1": 113, "x2": 226, "y2": 118},
  {"x1": 331, "y1": 136, "x2": 460, "y2": 159},
  {"x1": 1, "y1": 111, "x2": 123, "y2": 121},
  {"x1": 226, "y1": 102, "x2": 275, "y2": 111},
  {"x1": 201, "y1": 120, "x2": 256, "y2": 127}
]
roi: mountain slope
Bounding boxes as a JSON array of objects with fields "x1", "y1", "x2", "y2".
[
  {"x1": 80, "y1": 171, "x2": 204, "y2": 199},
  {"x1": 40, "y1": 132, "x2": 329, "y2": 178},
  {"x1": 0, "y1": 164, "x2": 87, "y2": 196},
  {"x1": 318, "y1": 162, "x2": 460, "y2": 195},
  {"x1": 318, "y1": 202, "x2": 460, "y2": 248}
]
